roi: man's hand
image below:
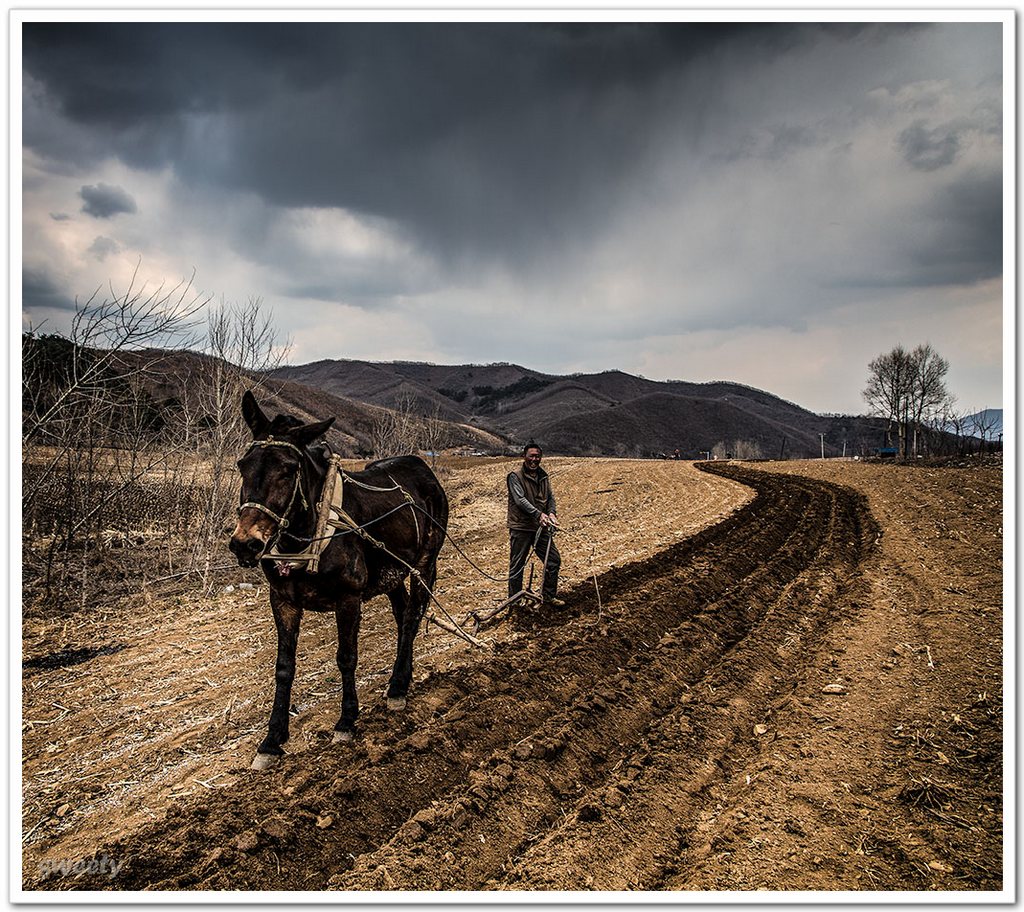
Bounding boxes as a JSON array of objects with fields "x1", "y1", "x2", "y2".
[{"x1": 540, "y1": 512, "x2": 559, "y2": 529}]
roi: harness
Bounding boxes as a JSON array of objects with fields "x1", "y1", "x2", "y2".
[{"x1": 239, "y1": 438, "x2": 419, "y2": 574}]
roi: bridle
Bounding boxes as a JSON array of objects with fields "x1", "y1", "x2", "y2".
[{"x1": 238, "y1": 437, "x2": 313, "y2": 541}]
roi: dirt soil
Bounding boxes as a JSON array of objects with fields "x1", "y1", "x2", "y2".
[{"x1": 21, "y1": 456, "x2": 1003, "y2": 894}]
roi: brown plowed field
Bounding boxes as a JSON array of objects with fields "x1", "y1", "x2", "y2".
[{"x1": 20, "y1": 457, "x2": 1003, "y2": 894}]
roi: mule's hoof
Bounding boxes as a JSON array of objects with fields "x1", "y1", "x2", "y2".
[
  {"x1": 386, "y1": 696, "x2": 407, "y2": 711},
  {"x1": 251, "y1": 752, "x2": 280, "y2": 770},
  {"x1": 332, "y1": 730, "x2": 354, "y2": 744}
]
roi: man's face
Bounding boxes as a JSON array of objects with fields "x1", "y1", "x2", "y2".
[{"x1": 523, "y1": 448, "x2": 542, "y2": 469}]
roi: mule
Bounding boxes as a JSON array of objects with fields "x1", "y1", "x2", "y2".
[{"x1": 229, "y1": 391, "x2": 449, "y2": 769}]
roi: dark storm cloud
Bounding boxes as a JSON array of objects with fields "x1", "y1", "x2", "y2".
[
  {"x1": 19, "y1": 19, "x2": 1004, "y2": 414},
  {"x1": 912, "y1": 168, "x2": 1003, "y2": 283},
  {"x1": 831, "y1": 167, "x2": 1002, "y2": 290},
  {"x1": 22, "y1": 21, "x2": 852, "y2": 265},
  {"x1": 898, "y1": 120, "x2": 962, "y2": 171},
  {"x1": 22, "y1": 22, "x2": 316, "y2": 125},
  {"x1": 21, "y1": 22, "x2": 760, "y2": 130},
  {"x1": 79, "y1": 182, "x2": 137, "y2": 218},
  {"x1": 23, "y1": 267, "x2": 75, "y2": 311}
]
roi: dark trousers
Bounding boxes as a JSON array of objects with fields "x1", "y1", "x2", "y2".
[{"x1": 508, "y1": 528, "x2": 561, "y2": 601}]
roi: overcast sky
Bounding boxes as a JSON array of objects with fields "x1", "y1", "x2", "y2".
[{"x1": 20, "y1": 18, "x2": 1006, "y2": 415}]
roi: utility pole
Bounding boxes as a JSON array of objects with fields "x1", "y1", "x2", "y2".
[{"x1": 819, "y1": 433, "x2": 825, "y2": 459}]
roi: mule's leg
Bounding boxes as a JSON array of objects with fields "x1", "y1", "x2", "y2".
[
  {"x1": 332, "y1": 596, "x2": 362, "y2": 743},
  {"x1": 387, "y1": 564, "x2": 436, "y2": 710},
  {"x1": 252, "y1": 594, "x2": 303, "y2": 769},
  {"x1": 385, "y1": 581, "x2": 414, "y2": 710}
]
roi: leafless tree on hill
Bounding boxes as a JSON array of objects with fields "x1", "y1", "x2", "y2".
[
  {"x1": 370, "y1": 389, "x2": 434, "y2": 459},
  {"x1": 421, "y1": 403, "x2": 452, "y2": 469},
  {"x1": 21, "y1": 269, "x2": 297, "y2": 611},
  {"x1": 711, "y1": 440, "x2": 763, "y2": 460},
  {"x1": 863, "y1": 344, "x2": 912, "y2": 457}
]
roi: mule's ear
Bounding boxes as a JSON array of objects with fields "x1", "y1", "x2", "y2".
[
  {"x1": 241, "y1": 390, "x2": 270, "y2": 437},
  {"x1": 292, "y1": 417, "x2": 335, "y2": 447}
]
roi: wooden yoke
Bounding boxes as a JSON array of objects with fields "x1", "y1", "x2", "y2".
[{"x1": 308, "y1": 455, "x2": 345, "y2": 573}]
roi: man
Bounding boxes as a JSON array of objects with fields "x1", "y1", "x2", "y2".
[{"x1": 506, "y1": 441, "x2": 564, "y2": 607}]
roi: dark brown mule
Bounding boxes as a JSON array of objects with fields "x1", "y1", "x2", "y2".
[{"x1": 229, "y1": 392, "x2": 449, "y2": 769}]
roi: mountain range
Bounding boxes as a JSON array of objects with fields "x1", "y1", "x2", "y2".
[
  {"x1": 27, "y1": 334, "x2": 994, "y2": 460},
  {"x1": 270, "y1": 359, "x2": 892, "y2": 459}
]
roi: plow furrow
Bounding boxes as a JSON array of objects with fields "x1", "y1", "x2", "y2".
[{"x1": 55, "y1": 465, "x2": 876, "y2": 892}]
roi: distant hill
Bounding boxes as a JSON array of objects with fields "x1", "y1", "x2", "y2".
[
  {"x1": 113, "y1": 349, "x2": 505, "y2": 457},
  {"x1": 271, "y1": 359, "x2": 892, "y2": 458}
]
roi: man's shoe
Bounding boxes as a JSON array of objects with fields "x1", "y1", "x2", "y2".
[{"x1": 545, "y1": 597, "x2": 566, "y2": 608}]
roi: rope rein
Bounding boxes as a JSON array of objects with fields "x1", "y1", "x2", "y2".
[{"x1": 238, "y1": 442, "x2": 589, "y2": 648}]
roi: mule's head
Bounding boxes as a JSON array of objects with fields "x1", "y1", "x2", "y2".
[{"x1": 229, "y1": 391, "x2": 335, "y2": 567}]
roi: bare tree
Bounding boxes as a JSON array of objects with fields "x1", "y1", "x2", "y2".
[
  {"x1": 908, "y1": 344, "x2": 951, "y2": 456},
  {"x1": 732, "y1": 439, "x2": 763, "y2": 460},
  {"x1": 371, "y1": 388, "x2": 428, "y2": 458},
  {"x1": 933, "y1": 400, "x2": 967, "y2": 456},
  {"x1": 864, "y1": 343, "x2": 951, "y2": 458},
  {"x1": 21, "y1": 269, "x2": 297, "y2": 613},
  {"x1": 711, "y1": 440, "x2": 762, "y2": 460},
  {"x1": 188, "y1": 297, "x2": 291, "y2": 587},
  {"x1": 969, "y1": 409, "x2": 1001, "y2": 454},
  {"x1": 863, "y1": 345, "x2": 913, "y2": 457},
  {"x1": 421, "y1": 403, "x2": 452, "y2": 469},
  {"x1": 23, "y1": 268, "x2": 203, "y2": 448},
  {"x1": 22, "y1": 268, "x2": 206, "y2": 607},
  {"x1": 394, "y1": 389, "x2": 425, "y2": 455},
  {"x1": 370, "y1": 406, "x2": 401, "y2": 459}
]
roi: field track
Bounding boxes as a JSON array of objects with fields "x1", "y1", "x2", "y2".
[{"x1": 54, "y1": 463, "x2": 889, "y2": 891}]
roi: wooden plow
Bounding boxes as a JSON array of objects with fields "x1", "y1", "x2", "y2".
[{"x1": 466, "y1": 532, "x2": 554, "y2": 634}]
